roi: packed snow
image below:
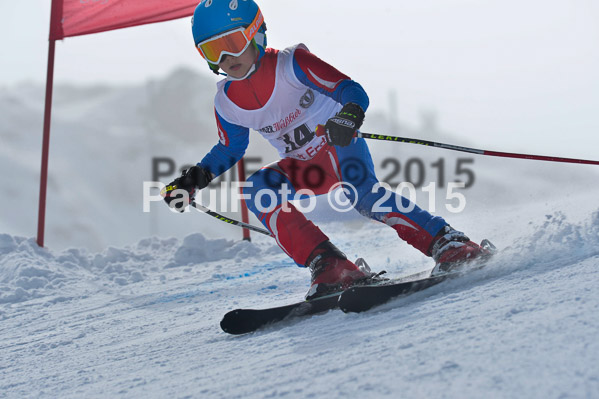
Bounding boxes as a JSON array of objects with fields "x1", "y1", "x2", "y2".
[
  {"x1": 1, "y1": 69, "x2": 599, "y2": 397},
  {"x1": 2, "y1": 190, "x2": 599, "y2": 397}
]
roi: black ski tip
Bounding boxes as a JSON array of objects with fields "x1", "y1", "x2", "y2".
[
  {"x1": 220, "y1": 309, "x2": 260, "y2": 335},
  {"x1": 220, "y1": 309, "x2": 240, "y2": 334},
  {"x1": 220, "y1": 294, "x2": 342, "y2": 335}
]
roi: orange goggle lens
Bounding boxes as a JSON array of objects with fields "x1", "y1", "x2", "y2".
[{"x1": 198, "y1": 28, "x2": 251, "y2": 64}]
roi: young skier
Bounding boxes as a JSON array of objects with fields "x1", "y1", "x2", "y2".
[{"x1": 162, "y1": 0, "x2": 492, "y2": 299}]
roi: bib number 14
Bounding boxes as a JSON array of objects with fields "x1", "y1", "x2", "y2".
[{"x1": 281, "y1": 124, "x2": 315, "y2": 153}]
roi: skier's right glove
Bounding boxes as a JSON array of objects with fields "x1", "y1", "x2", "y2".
[
  {"x1": 161, "y1": 165, "x2": 212, "y2": 212},
  {"x1": 324, "y1": 103, "x2": 365, "y2": 147}
]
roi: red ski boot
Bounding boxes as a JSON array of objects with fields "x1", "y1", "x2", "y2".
[
  {"x1": 305, "y1": 241, "x2": 372, "y2": 300},
  {"x1": 430, "y1": 226, "x2": 494, "y2": 276}
]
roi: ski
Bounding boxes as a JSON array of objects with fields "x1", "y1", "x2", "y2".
[
  {"x1": 221, "y1": 268, "x2": 470, "y2": 334},
  {"x1": 220, "y1": 292, "x2": 341, "y2": 335},
  {"x1": 219, "y1": 272, "x2": 422, "y2": 335},
  {"x1": 338, "y1": 273, "x2": 453, "y2": 313},
  {"x1": 219, "y1": 257, "x2": 377, "y2": 335},
  {"x1": 221, "y1": 241, "x2": 496, "y2": 333},
  {"x1": 339, "y1": 239, "x2": 497, "y2": 313}
]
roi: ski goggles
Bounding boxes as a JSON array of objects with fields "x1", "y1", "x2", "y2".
[{"x1": 196, "y1": 8, "x2": 264, "y2": 65}]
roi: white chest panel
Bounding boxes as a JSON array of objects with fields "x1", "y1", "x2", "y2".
[{"x1": 214, "y1": 44, "x2": 341, "y2": 160}]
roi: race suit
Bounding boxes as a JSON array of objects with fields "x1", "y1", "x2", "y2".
[{"x1": 199, "y1": 44, "x2": 447, "y2": 266}]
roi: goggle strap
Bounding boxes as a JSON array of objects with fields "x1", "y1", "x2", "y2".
[
  {"x1": 254, "y1": 31, "x2": 265, "y2": 48},
  {"x1": 244, "y1": 8, "x2": 264, "y2": 41}
]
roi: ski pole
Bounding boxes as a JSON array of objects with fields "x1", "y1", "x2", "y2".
[
  {"x1": 190, "y1": 200, "x2": 273, "y2": 237},
  {"x1": 315, "y1": 125, "x2": 599, "y2": 166}
]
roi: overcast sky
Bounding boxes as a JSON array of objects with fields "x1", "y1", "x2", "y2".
[{"x1": 2, "y1": 0, "x2": 599, "y2": 158}]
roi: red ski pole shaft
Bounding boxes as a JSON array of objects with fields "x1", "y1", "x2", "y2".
[{"x1": 315, "y1": 125, "x2": 599, "y2": 166}]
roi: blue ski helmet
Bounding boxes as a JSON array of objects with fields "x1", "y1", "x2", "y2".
[{"x1": 192, "y1": 0, "x2": 267, "y2": 74}]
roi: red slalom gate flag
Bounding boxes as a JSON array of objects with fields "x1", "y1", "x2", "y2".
[{"x1": 49, "y1": 0, "x2": 198, "y2": 40}]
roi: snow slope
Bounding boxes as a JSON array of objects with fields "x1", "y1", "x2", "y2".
[
  {"x1": 1, "y1": 187, "x2": 598, "y2": 398},
  {"x1": 2, "y1": 67, "x2": 599, "y2": 398}
]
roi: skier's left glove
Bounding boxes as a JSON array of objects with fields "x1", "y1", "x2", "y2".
[
  {"x1": 324, "y1": 103, "x2": 365, "y2": 147},
  {"x1": 161, "y1": 165, "x2": 212, "y2": 212}
]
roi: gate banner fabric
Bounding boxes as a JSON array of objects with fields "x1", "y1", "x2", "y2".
[{"x1": 50, "y1": 0, "x2": 198, "y2": 40}]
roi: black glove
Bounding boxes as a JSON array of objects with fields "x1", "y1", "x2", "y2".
[
  {"x1": 324, "y1": 103, "x2": 365, "y2": 147},
  {"x1": 161, "y1": 166, "x2": 212, "y2": 212}
]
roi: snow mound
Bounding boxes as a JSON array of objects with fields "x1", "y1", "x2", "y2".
[
  {"x1": 166, "y1": 233, "x2": 261, "y2": 268},
  {"x1": 0, "y1": 235, "x2": 84, "y2": 304},
  {"x1": 0, "y1": 232, "x2": 262, "y2": 305}
]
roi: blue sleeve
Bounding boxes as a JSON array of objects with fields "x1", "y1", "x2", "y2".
[
  {"x1": 199, "y1": 109, "x2": 249, "y2": 178},
  {"x1": 292, "y1": 48, "x2": 369, "y2": 111}
]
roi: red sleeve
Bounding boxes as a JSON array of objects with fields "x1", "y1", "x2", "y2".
[{"x1": 293, "y1": 47, "x2": 351, "y2": 92}]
